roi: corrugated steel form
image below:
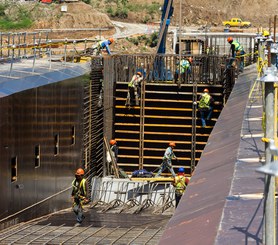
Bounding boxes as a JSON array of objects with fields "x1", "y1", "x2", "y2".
[
  {"x1": 159, "y1": 64, "x2": 264, "y2": 244},
  {"x1": 0, "y1": 60, "x2": 92, "y2": 230}
]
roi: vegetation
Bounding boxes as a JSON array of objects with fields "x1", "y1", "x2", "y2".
[
  {"x1": 0, "y1": 3, "x2": 33, "y2": 30},
  {"x1": 126, "y1": 32, "x2": 158, "y2": 48},
  {"x1": 105, "y1": 1, "x2": 160, "y2": 21}
]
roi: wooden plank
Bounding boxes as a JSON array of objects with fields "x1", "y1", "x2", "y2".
[
  {"x1": 115, "y1": 130, "x2": 210, "y2": 137},
  {"x1": 118, "y1": 146, "x2": 204, "y2": 152},
  {"x1": 118, "y1": 155, "x2": 194, "y2": 161},
  {"x1": 116, "y1": 138, "x2": 207, "y2": 144}
]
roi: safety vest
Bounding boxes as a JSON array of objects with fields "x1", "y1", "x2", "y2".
[
  {"x1": 199, "y1": 93, "x2": 211, "y2": 109},
  {"x1": 232, "y1": 40, "x2": 244, "y2": 52},
  {"x1": 72, "y1": 178, "x2": 87, "y2": 198},
  {"x1": 97, "y1": 41, "x2": 103, "y2": 48},
  {"x1": 128, "y1": 75, "x2": 140, "y2": 87},
  {"x1": 174, "y1": 175, "x2": 187, "y2": 195},
  {"x1": 179, "y1": 59, "x2": 190, "y2": 73}
]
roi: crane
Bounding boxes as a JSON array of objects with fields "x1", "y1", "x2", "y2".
[
  {"x1": 152, "y1": 0, "x2": 174, "y2": 80},
  {"x1": 156, "y1": 0, "x2": 174, "y2": 54}
]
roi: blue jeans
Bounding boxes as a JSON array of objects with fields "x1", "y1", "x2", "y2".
[
  {"x1": 156, "y1": 160, "x2": 176, "y2": 177},
  {"x1": 200, "y1": 107, "x2": 213, "y2": 127},
  {"x1": 239, "y1": 51, "x2": 245, "y2": 71},
  {"x1": 73, "y1": 203, "x2": 85, "y2": 223}
]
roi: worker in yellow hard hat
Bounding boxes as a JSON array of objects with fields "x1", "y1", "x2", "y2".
[{"x1": 71, "y1": 168, "x2": 89, "y2": 225}]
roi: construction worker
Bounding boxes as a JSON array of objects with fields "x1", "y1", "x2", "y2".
[
  {"x1": 227, "y1": 37, "x2": 245, "y2": 72},
  {"x1": 155, "y1": 142, "x2": 177, "y2": 177},
  {"x1": 175, "y1": 57, "x2": 192, "y2": 83},
  {"x1": 173, "y1": 167, "x2": 189, "y2": 207},
  {"x1": 198, "y1": 88, "x2": 214, "y2": 128},
  {"x1": 125, "y1": 71, "x2": 144, "y2": 107},
  {"x1": 109, "y1": 139, "x2": 118, "y2": 164},
  {"x1": 92, "y1": 37, "x2": 114, "y2": 55},
  {"x1": 71, "y1": 168, "x2": 89, "y2": 225}
]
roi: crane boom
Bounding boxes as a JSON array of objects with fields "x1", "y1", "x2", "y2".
[{"x1": 156, "y1": 0, "x2": 174, "y2": 54}]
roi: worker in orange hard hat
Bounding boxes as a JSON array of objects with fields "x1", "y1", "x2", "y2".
[
  {"x1": 125, "y1": 71, "x2": 144, "y2": 107},
  {"x1": 108, "y1": 139, "x2": 119, "y2": 164},
  {"x1": 227, "y1": 36, "x2": 245, "y2": 72},
  {"x1": 155, "y1": 142, "x2": 178, "y2": 177},
  {"x1": 92, "y1": 37, "x2": 114, "y2": 55},
  {"x1": 71, "y1": 167, "x2": 89, "y2": 225},
  {"x1": 198, "y1": 88, "x2": 214, "y2": 128}
]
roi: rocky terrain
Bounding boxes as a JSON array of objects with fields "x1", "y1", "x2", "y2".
[{"x1": 3, "y1": 0, "x2": 278, "y2": 54}]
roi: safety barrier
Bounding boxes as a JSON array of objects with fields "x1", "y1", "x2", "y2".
[{"x1": 90, "y1": 177, "x2": 175, "y2": 214}]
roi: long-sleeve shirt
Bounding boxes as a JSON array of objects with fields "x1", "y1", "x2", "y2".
[{"x1": 100, "y1": 40, "x2": 112, "y2": 55}]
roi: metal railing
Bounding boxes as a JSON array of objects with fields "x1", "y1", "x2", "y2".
[
  {"x1": 90, "y1": 176, "x2": 175, "y2": 214},
  {"x1": 0, "y1": 31, "x2": 100, "y2": 77}
]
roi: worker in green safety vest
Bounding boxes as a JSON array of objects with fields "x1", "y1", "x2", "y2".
[
  {"x1": 227, "y1": 37, "x2": 245, "y2": 72},
  {"x1": 198, "y1": 88, "x2": 214, "y2": 128},
  {"x1": 125, "y1": 71, "x2": 144, "y2": 107},
  {"x1": 71, "y1": 168, "x2": 89, "y2": 225},
  {"x1": 175, "y1": 57, "x2": 192, "y2": 83}
]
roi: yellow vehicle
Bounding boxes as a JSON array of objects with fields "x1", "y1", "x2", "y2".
[{"x1": 222, "y1": 18, "x2": 251, "y2": 28}]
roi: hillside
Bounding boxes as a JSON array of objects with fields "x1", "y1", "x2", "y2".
[
  {"x1": 1, "y1": 0, "x2": 276, "y2": 54},
  {"x1": 4, "y1": 0, "x2": 275, "y2": 32}
]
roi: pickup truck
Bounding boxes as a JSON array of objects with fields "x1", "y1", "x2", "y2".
[{"x1": 222, "y1": 18, "x2": 251, "y2": 28}]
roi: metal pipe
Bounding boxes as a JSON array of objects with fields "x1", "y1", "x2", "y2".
[
  {"x1": 32, "y1": 42, "x2": 37, "y2": 73},
  {"x1": 64, "y1": 38, "x2": 68, "y2": 65},
  {"x1": 48, "y1": 40, "x2": 52, "y2": 70},
  {"x1": 9, "y1": 45, "x2": 15, "y2": 77},
  {"x1": 178, "y1": 0, "x2": 182, "y2": 85},
  {"x1": 264, "y1": 76, "x2": 275, "y2": 245},
  {"x1": 274, "y1": 15, "x2": 276, "y2": 43}
]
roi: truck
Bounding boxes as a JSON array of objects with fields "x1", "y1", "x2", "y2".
[{"x1": 222, "y1": 18, "x2": 251, "y2": 28}]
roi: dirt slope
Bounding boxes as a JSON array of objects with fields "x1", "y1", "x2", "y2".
[
  {"x1": 32, "y1": 2, "x2": 113, "y2": 30},
  {"x1": 170, "y1": 0, "x2": 275, "y2": 27},
  {"x1": 11, "y1": 0, "x2": 277, "y2": 54},
  {"x1": 24, "y1": 0, "x2": 276, "y2": 34}
]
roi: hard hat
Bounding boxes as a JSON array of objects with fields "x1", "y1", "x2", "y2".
[
  {"x1": 109, "y1": 38, "x2": 114, "y2": 43},
  {"x1": 136, "y1": 71, "x2": 142, "y2": 76},
  {"x1": 203, "y1": 88, "x2": 209, "y2": 93},
  {"x1": 169, "y1": 142, "x2": 176, "y2": 147},
  {"x1": 263, "y1": 30, "x2": 270, "y2": 37},
  {"x1": 75, "y1": 168, "x2": 85, "y2": 176},
  {"x1": 110, "y1": 139, "x2": 117, "y2": 145},
  {"x1": 178, "y1": 167, "x2": 185, "y2": 173},
  {"x1": 227, "y1": 37, "x2": 233, "y2": 43}
]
